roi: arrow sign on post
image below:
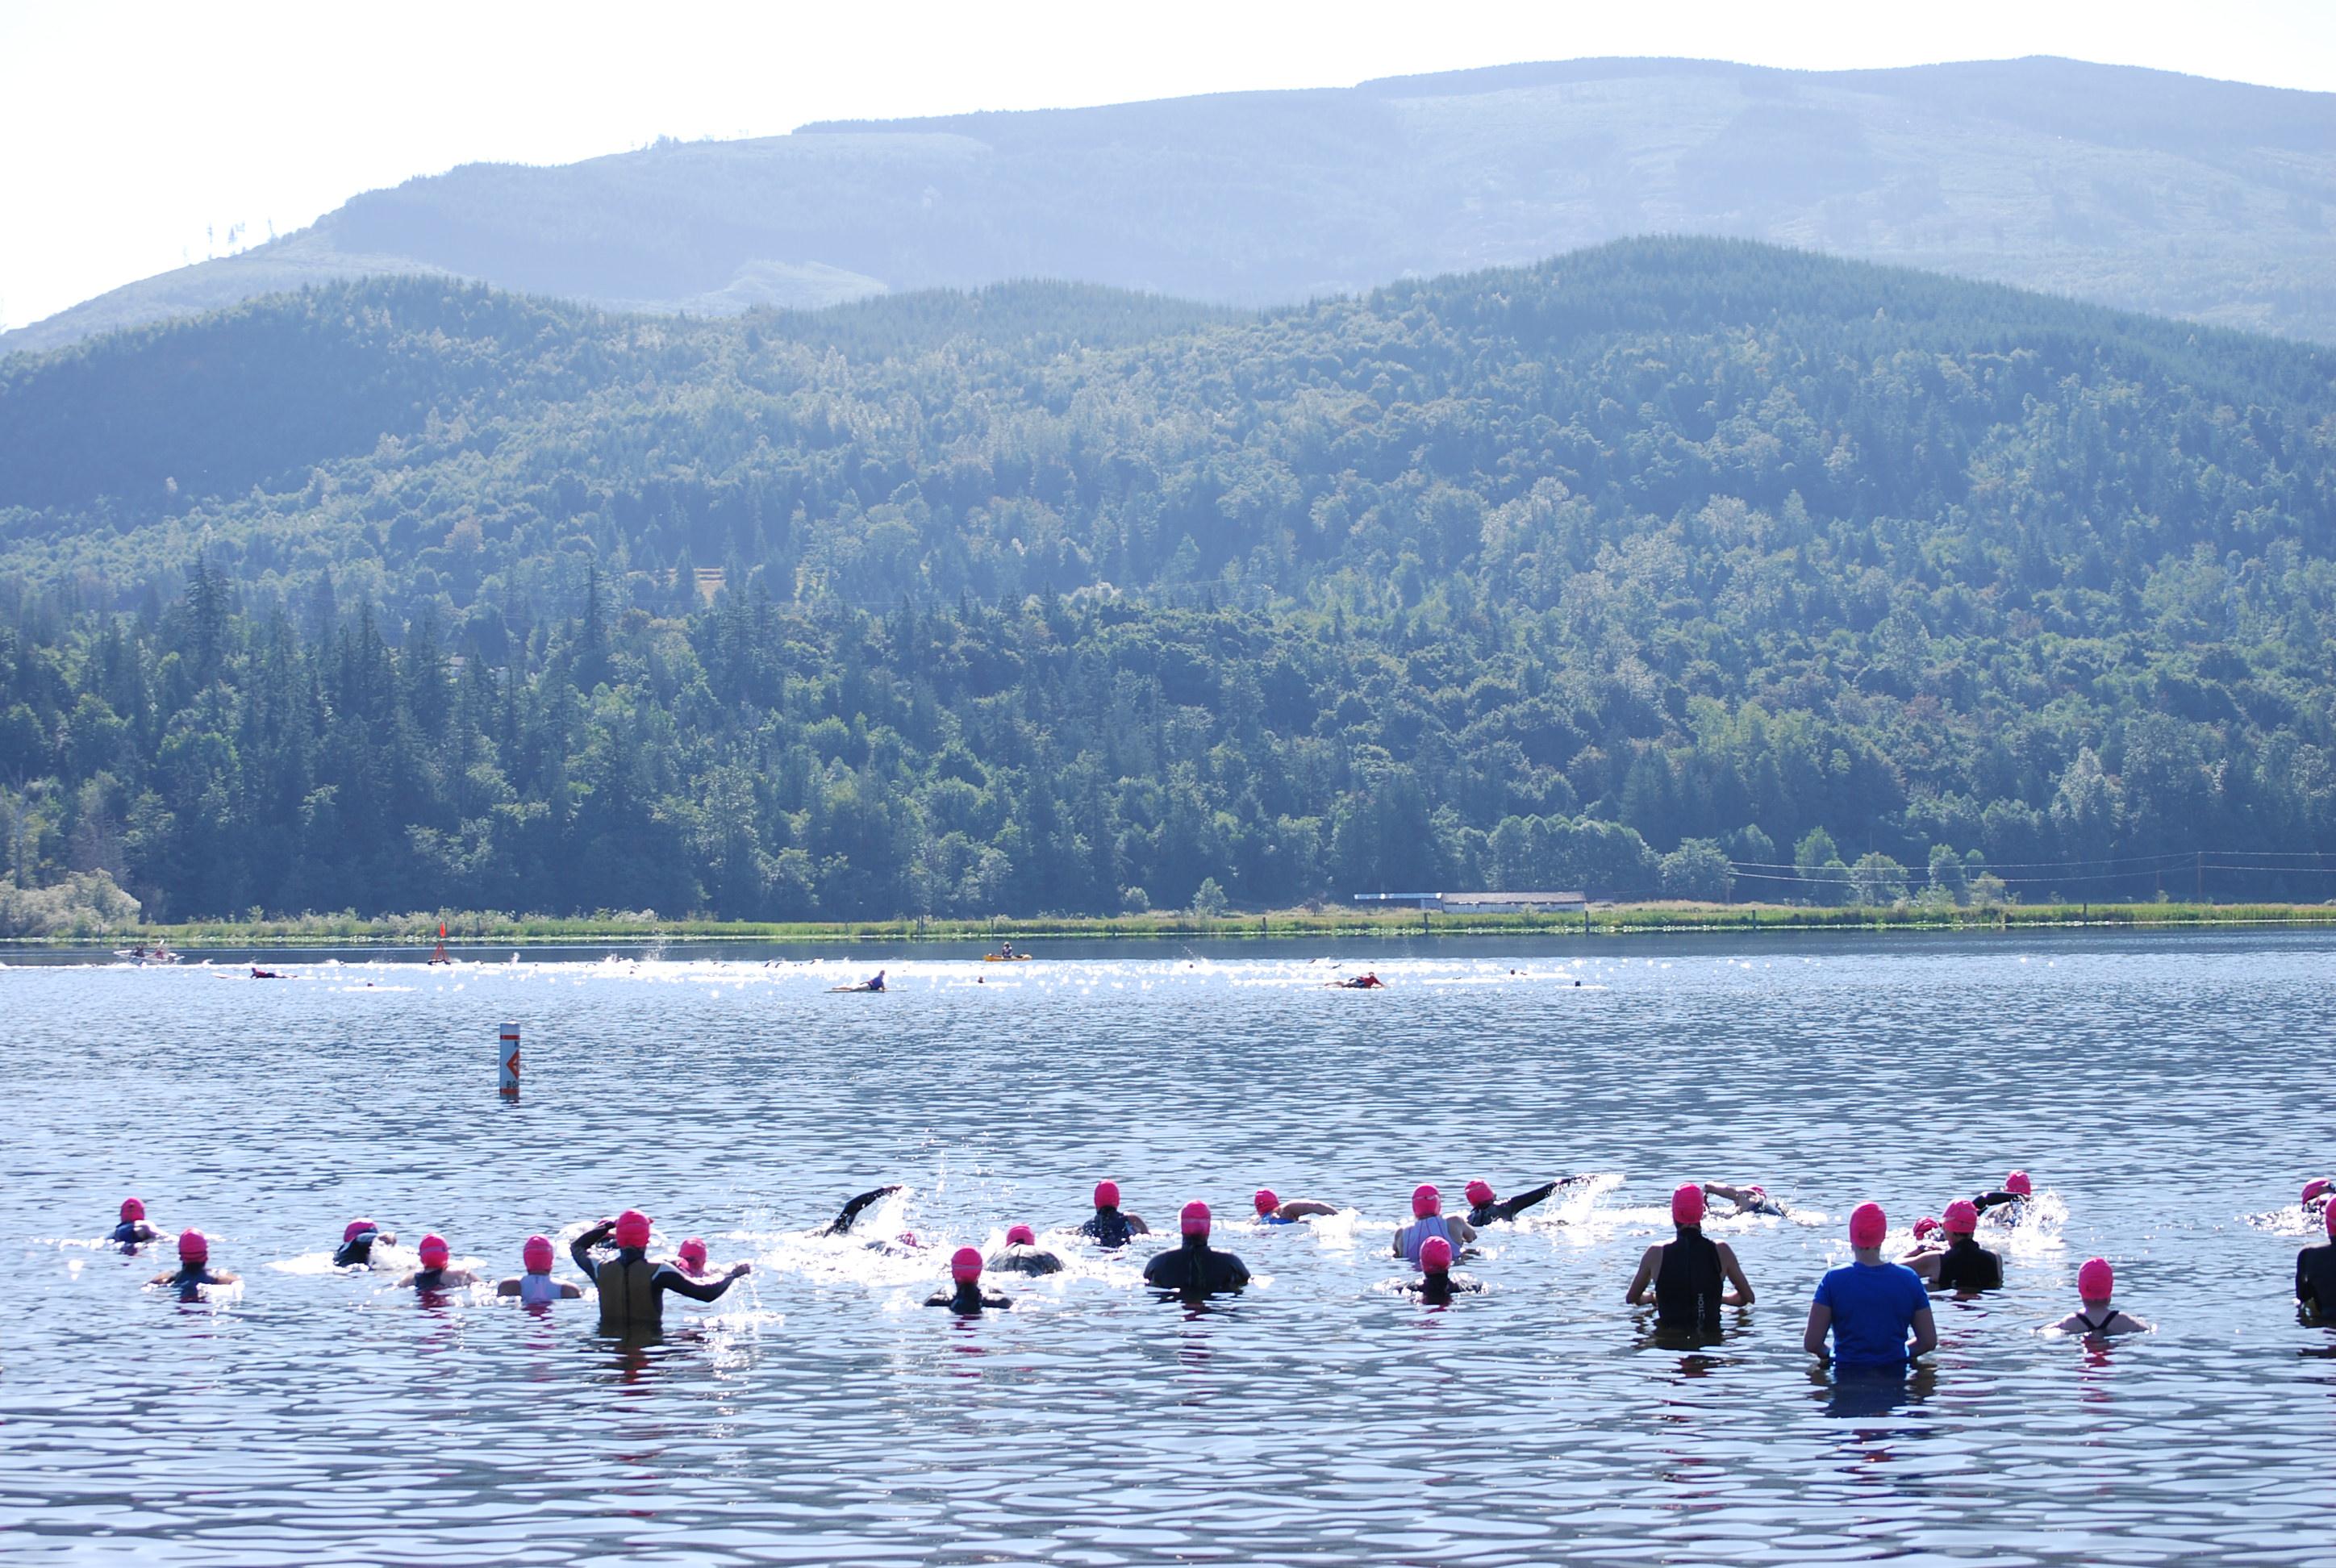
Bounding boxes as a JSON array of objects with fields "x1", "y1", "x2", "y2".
[{"x1": 499, "y1": 1023, "x2": 520, "y2": 1098}]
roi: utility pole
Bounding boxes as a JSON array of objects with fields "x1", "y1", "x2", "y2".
[{"x1": 2196, "y1": 850, "x2": 2204, "y2": 905}]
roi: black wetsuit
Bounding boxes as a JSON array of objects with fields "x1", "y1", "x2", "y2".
[
  {"x1": 1466, "y1": 1181, "x2": 1561, "y2": 1228},
  {"x1": 1654, "y1": 1225, "x2": 1726, "y2": 1331},
  {"x1": 2297, "y1": 1243, "x2": 2336, "y2": 1314},
  {"x1": 111, "y1": 1221, "x2": 157, "y2": 1245},
  {"x1": 1078, "y1": 1207, "x2": 1141, "y2": 1249},
  {"x1": 1971, "y1": 1191, "x2": 2028, "y2": 1217},
  {"x1": 987, "y1": 1245, "x2": 1064, "y2": 1276},
  {"x1": 1409, "y1": 1270, "x2": 1483, "y2": 1304},
  {"x1": 1141, "y1": 1236, "x2": 1250, "y2": 1295},
  {"x1": 332, "y1": 1233, "x2": 380, "y2": 1269},
  {"x1": 1933, "y1": 1237, "x2": 2004, "y2": 1292},
  {"x1": 569, "y1": 1241, "x2": 741, "y2": 1332},
  {"x1": 2067, "y1": 1307, "x2": 2130, "y2": 1336},
  {"x1": 410, "y1": 1267, "x2": 455, "y2": 1293},
  {"x1": 925, "y1": 1283, "x2": 1011, "y2": 1314},
  {"x1": 824, "y1": 1186, "x2": 900, "y2": 1237},
  {"x1": 157, "y1": 1265, "x2": 228, "y2": 1298}
]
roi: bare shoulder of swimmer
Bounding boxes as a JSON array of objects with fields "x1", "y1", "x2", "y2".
[
  {"x1": 1283, "y1": 1199, "x2": 1339, "y2": 1219},
  {"x1": 1624, "y1": 1242, "x2": 1663, "y2": 1302}
]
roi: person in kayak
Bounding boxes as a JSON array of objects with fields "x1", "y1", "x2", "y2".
[
  {"x1": 1393, "y1": 1185, "x2": 1476, "y2": 1265},
  {"x1": 1329, "y1": 973, "x2": 1384, "y2": 989},
  {"x1": 1143, "y1": 1202, "x2": 1251, "y2": 1296},
  {"x1": 2296, "y1": 1199, "x2": 2336, "y2": 1318},
  {"x1": 1971, "y1": 1170, "x2": 2034, "y2": 1217},
  {"x1": 1401, "y1": 1234, "x2": 1483, "y2": 1304},
  {"x1": 333, "y1": 1218, "x2": 398, "y2": 1269},
  {"x1": 1077, "y1": 1181, "x2": 1150, "y2": 1248},
  {"x1": 1921, "y1": 1200, "x2": 2004, "y2": 1292},
  {"x1": 150, "y1": 1229, "x2": 240, "y2": 1295},
  {"x1": 927, "y1": 1246, "x2": 1012, "y2": 1313},
  {"x1": 2053, "y1": 1257, "x2": 2149, "y2": 1337},
  {"x1": 1463, "y1": 1178, "x2": 1566, "y2": 1228},
  {"x1": 823, "y1": 1185, "x2": 903, "y2": 1236},
  {"x1": 1701, "y1": 1181, "x2": 1785, "y2": 1218},
  {"x1": 997, "y1": 940, "x2": 1018, "y2": 961},
  {"x1": 1625, "y1": 1183, "x2": 1754, "y2": 1329},
  {"x1": 395, "y1": 1233, "x2": 486, "y2": 1294},
  {"x1": 111, "y1": 1198, "x2": 160, "y2": 1246},
  {"x1": 496, "y1": 1235, "x2": 584, "y2": 1304},
  {"x1": 1252, "y1": 1189, "x2": 1338, "y2": 1225},
  {"x1": 1803, "y1": 1203, "x2": 1937, "y2": 1370},
  {"x1": 569, "y1": 1210, "x2": 752, "y2": 1332},
  {"x1": 987, "y1": 1224, "x2": 1064, "y2": 1275}
]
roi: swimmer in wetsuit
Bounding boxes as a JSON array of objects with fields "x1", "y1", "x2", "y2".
[
  {"x1": 1971, "y1": 1170, "x2": 2034, "y2": 1218},
  {"x1": 1392, "y1": 1185, "x2": 1476, "y2": 1265},
  {"x1": 1142, "y1": 1202, "x2": 1251, "y2": 1297},
  {"x1": 2296, "y1": 1200, "x2": 2336, "y2": 1319},
  {"x1": 2302, "y1": 1178, "x2": 2333, "y2": 1224},
  {"x1": 1701, "y1": 1182, "x2": 1785, "y2": 1218},
  {"x1": 150, "y1": 1229, "x2": 240, "y2": 1295},
  {"x1": 569, "y1": 1209, "x2": 751, "y2": 1332},
  {"x1": 1919, "y1": 1200, "x2": 2003, "y2": 1292},
  {"x1": 1401, "y1": 1235, "x2": 1483, "y2": 1304},
  {"x1": 1625, "y1": 1184, "x2": 1754, "y2": 1330},
  {"x1": 1076, "y1": 1181, "x2": 1151, "y2": 1248},
  {"x1": 111, "y1": 1198, "x2": 160, "y2": 1246},
  {"x1": 927, "y1": 1246, "x2": 1012, "y2": 1313},
  {"x1": 2053, "y1": 1257, "x2": 2149, "y2": 1337},
  {"x1": 496, "y1": 1234, "x2": 584, "y2": 1304},
  {"x1": 1252, "y1": 1189, "x2": 1338, "y2": 1225},
  {"x1": 1329, "y1": 972, "x2": 1384, "y2": 989},
  {"x1": 823, "y1": 1185, "x2": 903, "y2": 1237},
  {"x1": 1463, "y1": 1178, "x2": 1567, "y2": 1228},
  {"x1": 987, "y1": 1224, "x2": 1064, "y2": 1275},
  {"x1": 394, "y1": 1233, "x2": 486, "y2": 1293},
  {"x1": 333, "y1": 1218, "x2": 398, "y2": 1269}
]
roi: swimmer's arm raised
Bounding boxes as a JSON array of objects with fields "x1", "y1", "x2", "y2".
[
  {"x1": 569, "y1": 1221, "x2": 615, "y2": 1281},
  {"x1": 657, "y1": 1261, "x2": 750, "y2": 1302},
  {"x1": 824, "y1": 1186, "x2": 901, "y2": 1236}
]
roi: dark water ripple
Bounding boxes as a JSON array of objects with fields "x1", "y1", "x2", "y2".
[{"x1": 4, "y1": 931, "x2": 2334, "y2": 1563}]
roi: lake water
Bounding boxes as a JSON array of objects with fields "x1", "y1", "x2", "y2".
[{"x1": 5, "y1": 931, "x2": 2333, "y2": 1565}]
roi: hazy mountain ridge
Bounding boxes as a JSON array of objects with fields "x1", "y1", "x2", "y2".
[{"x1": 10, "y1": 55, "x2": 2334, "y2": 358}]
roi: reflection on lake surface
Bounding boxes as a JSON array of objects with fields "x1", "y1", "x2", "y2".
[{"x1": 6, "y1": 931, "x2": 2334, "y2": 1564}]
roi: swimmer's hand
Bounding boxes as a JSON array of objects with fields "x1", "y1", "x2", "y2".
[{"x1": 728, "y1": 1262, "x2": 753, "y2": 1279}]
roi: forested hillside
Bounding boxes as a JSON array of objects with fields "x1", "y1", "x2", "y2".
[{"x1": 2, "y1": 238, "x2": 2334, "y2": 922}]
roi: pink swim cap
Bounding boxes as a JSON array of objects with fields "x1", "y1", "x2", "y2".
[
  {"x1": 950, "y1": 1245, "x2": 982, "y2": 1283},
  {"x1": 1913, "y1": 1216, "x2": 1943, "y2": 1241},
  {"x1": 614, "y1": 1210, "x2": 652, "y2": 1249},
  {"x1": 418, "y1": 1234, "x2": 450, "y2": 1268},
  {"x1": 1465, "y1": 1179, "x2": 1495, "y2": 1207},
  {"x1": 2306, "y1": 1178, "x2": 2331, "y2": 1204},
  {"x1": 1254, "y1": 1189, "x2": 1279, "y2": 1216},
  {"x1": 1848, "y1": 1202, "x2": 1888, "y2": 1249},
  {"x1": 121, "y1": 1198, "x2": 145, "y2": 1222},
  {"x1": 2326, "y1": 1203, "x2": 2336, "y2": 1237},
  {"x1": 2005, "y1": 1170, "x2": 2033, "y2": 1197},
  {"x1": 1671, "y1": 1183, "x2": 1706, "y2": 1225},
  {"x1": 1006, "y1": 1224, "x2": 1036, "y2": 1245},
  {"x1": 522, "y1": 1235, "x2": 555, "y2": 1273},
  {"x1": 1944, "y1": 1200, "x2": 1979, "y2": 1235},
  {"x1": 1094, "y1": 1181, "x2": 1120, "y2": 1209},
  {"x1": 343, "y1": 1218, "x2": 378, "y2": 1243},
  {"x1": 678, "y1": 1238, "x2": 708, "y2": 1271},
  {"x1": 1412, "y1": 1184, "x2": 1441, "y2": 1219},
  {"x1": 2076, "y1": 1257, "x2": 2114, "y2": 1301},
  {"x1": 1420, "y1": 1235, "x2": 1454, "y2": 1272},
  {"x1": 177, "y1": 1228, "x2": 208, "y2": 1263},
  {"x1": 1181, "y1": 1199, "x2": 1211, "y2": 1236}
]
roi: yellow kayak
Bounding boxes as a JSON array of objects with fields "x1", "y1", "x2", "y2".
[{"x1": 982, "y1": 953, "x2": 1032, "y2": 962}]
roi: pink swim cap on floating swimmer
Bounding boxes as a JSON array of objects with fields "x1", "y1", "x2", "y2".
[
  {"x1": 344, "y1": 1218, "x2": 377, "y2": 1243},
  {"x1": 1420, "y1": 1236, "x2": 1454, "y2": 1272},
  {"x1": 1094, "y1": 1181, "x2": 1120, "y2": 1209},
  {"x1": 1254, "y1": 1190, "x2": 1279, "y2": 1216},
  {"x1": 1671, "y1": 1183, "x2": 1706, "y2": 1226},
  {"x1": 678, "y1": 1238, "x2": 708, "y2": 1272},
  {"x1": 1181, "y1": 1200, "x2": 1211, "y2": 1236},
  {"x1": 2005, "y1": 1171, "x2": 2033, "y2": 1197},
  {"x1": 614, "y1": 1210, "x2": 652, "y2": 1249},
  {"x1": 2076, "y1": 1257, "x2": 2114, "y2": 1301},
  {"x1": 177, "y1": 1228, "x2": 207, "y2": 1263},
  {"x1": 1848, "y1": 1203, "x2": 1888, "y2": 1249},
  {"x1": 1006, "y1": 1224, "x2": 1036, "y2": 1246},
  {"x1": 1944, "y1": 1200, "x2": 1979, "y2": 1235},
  {"x1": 1913, "y1": 1216, "x2": 1943, "y2": 1241},
  {"x1": 2305, "y1": 1178, "x2": 2331, "y2": 1205},
  {"x1": 522, "y1": 1235, "x2": 555, "y2": 1273},
  {"x1": 1412, "y1": 1185, "x2": 1441, "y2": 1218},
  {"x1": 418, "y1": 1234, "x2": 450, "y2": 1268},
  {"x1": 121, "y1": 1198, "x2": 145, "y2": 1222},
  {"x1": 1465, "y1": 1179, "x2": 1495, "y2": 1207},
  {"x1": 950, "y1": 1245, "x2": 982, "y2": 1283}
]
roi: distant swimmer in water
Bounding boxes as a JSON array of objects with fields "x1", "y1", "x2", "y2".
[
  {"x1": 1253, "y1": 1189, "x2": 1338, "y2": 1225},
  {"x1": 2052, "y1": 1257, "x2": 2149, "y2": 1337},
  {"x1": 833, "y1": 970, "x2": 886, "y2": 993},
  {"x1": 1142, "y1": 1202, "x2": 1251, "y2": 1296},
  {"x1": 1393, "y1": 1185, "x2": 1477, "y2": 1265},
  {"x1": 927, "y1": 1246, "x2": 1012, "y2": 1313},
  {"x1": 1803, "y1": 1203, "x2": 1936, "y2": 1370},
  {"x1": 1971, "y1": 1170, "x2": 2034, "y2": 1218},
  {"x1": 1919, "y1": 1201, "x2": 2003, "y2": 1293},
  {"x1": 1401, "y1": 1235, "x2": 1482, "y2": 1304},
  {"x1": 2296, "y1": 1199, "x2": 2336, "y2": 1319},
  {"x1": 496, "y1": 1235, "x2": 584, "y2": 1304},
  {"x1": 987, "y1": 1224, "x2": 1064, "y2": 1275},
  {"x1": 1077, "y1": 1181, "x2": 1151, "y2": 1249},
  {"x1": 111, "y1": 1198, "x2": 160, "y2": 1246},
  {"x1": 1464, "y1": 1178, "x2": 1567, "y2": 1228},
  {"x1": 395, "y1": 1233, "x2": 486, "y2": 1293},
  {"x1": 250, "y1": 967, "x2": 285, "y2": 979},
  {"x1": 823, "y1": 1185, "x2": 903, "y2": 1237},
  {"x1": 569, "y1": 1210, "x2": 751, "y2": 1332},
  {"x1": 1701, "y1": 1182, "x2": 1785, "y2": 1219},
  {"x1": 1625, "y1": 1184, "x2": 1754, "y2": 1331},
  {"x1": 333, "y1": 1218, "x2": 398, "y2": 1270},
  {"x1": 1329, "y1": 973, "x2": 1384, "y2": 989},
  {"x1": 150, "y1": 1229, "x2": 239, "y2": 1295}
]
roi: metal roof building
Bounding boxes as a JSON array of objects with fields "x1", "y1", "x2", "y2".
[{"x1": 1351, "y1": 890, "x2": 1587, "y2": 912}]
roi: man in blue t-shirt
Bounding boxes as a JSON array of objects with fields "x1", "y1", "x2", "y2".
[{"x1": 1804, "y1": 1201, "x2": 1938, "y2": 1370}]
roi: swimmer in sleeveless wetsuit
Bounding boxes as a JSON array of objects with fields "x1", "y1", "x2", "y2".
[
  {"x1": 987, "y1": 1224, "x2": 1064, "y2": 1274},
  {"x1": 1701, "y1": 1181, "x2": 1785, "y2": 1218},
  {"x1": 394, "y1": 1234, "x2": 486, "y2": 1293},
  {"x1": 111, "y1": 1198, "x2": 160, "y2": 1246},
  {"x1": 926, "y1": 1247, "x2": 1011, "y2": 1313},
  {"x1": 2296, "y1": 1200, "x2": 2336, "y2": 1319},
  {"x1": 1143, "y1": 1202, "x2": 1250, "y2": 1297},
  {"x1": 1401, "y1": 1235, "x2": 1483, "y2": 1304},
  {"x1": 569, "y1": 1210, "x2": 751, "y2": 1332},
  {"x1": 1925, "y1": 1201, "x2": 2003, "y2": 1293},
  {"x1": 2053, "y1": 1257, "x2": 2149, "y2": 1336},
  {"x1": 150, "y1": 1230, "x2": 239, "y2": 1295},
  {"x1": 496, "y1": 1235, "x2": 584, "y2": 1304},
  {"x1": 333, "y1": 1219, "x2": 398, "y2": 1269},
  {"x1": 1252, "y1": 1189, "x2": 1338, "y2": 1225},
  {"x1": 1392, "y1": 1185, "x2": 1477, "y2": 1264},
  {"x1": 1077, "y1": 1181, "x2": 1151, "y2": 1248},
  {"x1": 1463, "y1": 1178, "x2": 1568, "y2": 1228},
  {"x1": 1625, "y1": 1184, "x2": 1754, "y2": 1330}
]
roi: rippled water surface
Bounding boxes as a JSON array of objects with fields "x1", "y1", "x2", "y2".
[{"x1": 6, "y1": 931, "x2": 2335, "y2": 1564}]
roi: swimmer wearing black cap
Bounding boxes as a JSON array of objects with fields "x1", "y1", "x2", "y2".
[
  {"x1": 570, "y1": 1210, "x2": 752, "y2": 1332},
  {"x1": 1401, "y1": 1235, "x2": 1483, "y2": 1304},
  {"x1": 111, "y1": 1198, "x2": 160, "y2": 1246},
  {"x1": 926, "y1": 1247, "x2": 1012, "y2": 1313},
  {"x1": 987, "y1": 1224, "x2": 1065, "y2": 1274},
  {"x1": 1142, "y1": 1201, "x2": 1250, "y2": 1296},
  {"x1": 1078, "y1": 1181, "x2": 1151, "y2": 1248},
  {"x1": 150, "y1": 1230, "x2": 239, "y2": 1295}
]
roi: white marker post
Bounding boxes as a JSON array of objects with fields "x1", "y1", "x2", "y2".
[{"x1": 498, "y1": 1023, "x2": 520, "y2": 1099}]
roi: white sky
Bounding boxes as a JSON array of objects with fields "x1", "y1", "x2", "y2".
[{"x1": 3, "y1": 0, "x2": 2332, "y2": 331}]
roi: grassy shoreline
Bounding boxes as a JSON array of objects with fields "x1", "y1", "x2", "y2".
[{"x1": 9, "y1": 900, "x2": 2336, "y2": 949}]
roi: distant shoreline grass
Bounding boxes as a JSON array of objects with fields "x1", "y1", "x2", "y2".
[{"x1": 8, "y1": 900, "x2": 2336, "y2": 949}]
